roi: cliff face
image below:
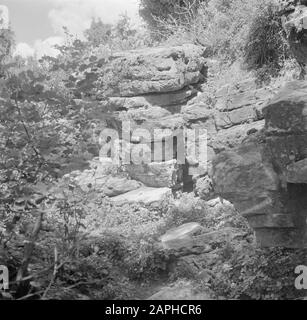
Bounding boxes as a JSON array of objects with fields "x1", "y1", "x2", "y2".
[
  {"x1": 212, "y1": 81, "x2": 307, "y2": 248},
  {"x1": 101, "y1": 44, "x2": 208, "y2": 191},
  {"x1": 100, "y1": 44, "x2": 274, "y2": 193}
]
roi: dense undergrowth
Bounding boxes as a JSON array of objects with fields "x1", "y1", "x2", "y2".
[{"x1": 0, "y1": 0, "x2": 306, "y2": 300}]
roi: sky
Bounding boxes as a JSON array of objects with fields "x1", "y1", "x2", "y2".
[{"x1": 0, "y1": 0, "x2": 140, "y2": 57}]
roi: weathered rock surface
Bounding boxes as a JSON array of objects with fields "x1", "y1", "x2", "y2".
[
  {"x1": 71, "y1": 169, "x2": 142, "y2": 197},
  {"x1": 125, "y1": 160, "x2": 183, "y2": 188},
  {"x1": 212, "y1": 81, "x2": 307, "y2": 248},
  {"x1": 160, "y1": 223, "x2": 204, "y2": 250},
  {"x1": 111, "y1": 187, "x2": 172, "y2": 207},
  {"x1": 160, "y1": 222, "x2": 246, "y2": 257},
  {"x1": 103, "y1": 44, "x2": 207, "y2": 97},
  {"x1": 106, "y1": 87, "x2": 196, "y2": 111}
]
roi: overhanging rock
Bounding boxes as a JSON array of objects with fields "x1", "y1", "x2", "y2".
[{"x1": 212, "y1": 81, "x2": 307, "y2": 248}]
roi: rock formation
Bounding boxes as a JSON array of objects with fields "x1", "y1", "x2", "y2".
[
  {"x1": 212, "y1": 81, "x2": 307, "y2": 248},
  {"x1": 74, "y1": 43, "x2": 307, "y2": 248},
  {"x1": 98, "y1": 45, "x2": 274, "y2": 201},
  {"x1": 101, "y1": 44, "x2": 208, "y2": 194}
]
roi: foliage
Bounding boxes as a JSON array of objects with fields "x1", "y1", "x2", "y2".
[
  {"x1": 139, "y1": 0, "x2": 205, "y2": 39},
  {"x1": 244, "y1": 2, "x2": 289, "y2": 81},
  {"x1": 84, "y1": 15, "x2": 153, "y2": 51},
  {"x1": 148, "y1": 0, "x2": 290, "y2": 82}
]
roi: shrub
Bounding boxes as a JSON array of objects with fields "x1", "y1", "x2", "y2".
[
  {"x1": 209, "y1": 246, "x2": 307, "y2": 300},
  {"x1": 139, "y1": 0, "x2": 205, "y2": 37},
  {"x1": 244, "y1": 2, "x2": 289, "y2": 80}
]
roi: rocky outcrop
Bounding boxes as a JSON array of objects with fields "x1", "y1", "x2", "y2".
[
  {"x1": 189, "y1": 78, "x2": 274, "y2": 198},
  {"x1": 81, "y1": 45, "x2": 278, "y2": 220},
  {"x1": 102, "y1": 45, "x2": 207, "y2": 98},
  {"x1": 212, "y1": 81, "x2": 307, "y2": 248},
  {"x1": 125, "y1": 160, "x2": 183, "y2": 188},
  {"x1": 160, "y1": 223, "x2": 247, "y2": 256},
  {"x1": 97, "y1": 45, "x2": 275, "y2": 200},
  {"x1": 98, "y1": 44, "x2": 207, "y2": 192},
  {"x1": 66, "y1": 158, "x2": 143, "y2": 197}
]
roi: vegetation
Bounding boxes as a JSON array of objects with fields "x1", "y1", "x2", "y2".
[{"x1": 0, "y1": 0, "x2": 306, "y2": 300}]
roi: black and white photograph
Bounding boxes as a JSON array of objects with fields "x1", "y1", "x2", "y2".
[{"x1": 0, "y1": 0, "x2": 307, "y2": 307}]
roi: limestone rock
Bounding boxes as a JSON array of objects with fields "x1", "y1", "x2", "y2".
[
  {"x1": 210, "y1": 120, "x2": 265, "y2": 152},
  {"x1": 215, "y1": 79, "x2": 272, "y2": 113},
  {"x1": 212, "y1": 81, "x2": 307, "y2": 248},
  {"x1": 103, "y1": 44, "x2": 207, "y2": 97},
  {"x1": 106, "y1": 87, "x2": 196, "y2": 110},
  {"x1": 125, "y1": 160, "x2": 183, "y2": 188},
  {"x1": 160, "y1": 222, "x2": 203, "y2": 250},
  {"x1": 181, "y1": 103, "x2": 212, "y2": 122},
  {"x1": 111, "y1": 187, "x2": 172, "y2": 207},
  {"x1": 73, "y1": 171, "x2": 142, "y2": 197},
  {"x1": 263, "y1": 80, "x2": 307, "y2": 133},
  {"x1": 215, "y1": 105, "x2": 258, "y2": 129}
]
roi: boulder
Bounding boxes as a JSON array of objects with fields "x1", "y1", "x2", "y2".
[
  {"x1": 181, "y1": 103, "x2": 212, "y2": 122},
  {"x1": 215, "y1": 80, "x2": 272, "y2": 113},
  {"x1": 111, "y1": 187, "x2": 172, "y2": 207},
  {"x1": 73, "y1": 171, "x2": 142, "y2": 197},
  {"x1": 160, "y1": 222, "x2": 203, "y2": 250},
  {"x1": 106, "y1": 87, "x2": 196, "y2": 110},
  {"x1": 102, "y1": 44, "x2": 207, "y2": 97},
  {"x1": 215, "y1": 105, "x2": 258, "y2": 129},
  {"x1": 210, "y1": 120, "x2": 265, "y2": 152},
  {"x1": 160, "y1": 224, "x2": 246, "y2": 256},
  {"x1": 125, "y1": 160, "x2": 183, "y2": 188}
]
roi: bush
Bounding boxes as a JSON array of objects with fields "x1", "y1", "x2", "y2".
[{"x1": 244, "y1": 2, "x2": 289, "y2": 80}]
